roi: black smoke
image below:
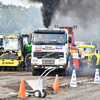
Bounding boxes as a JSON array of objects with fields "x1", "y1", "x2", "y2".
[
  {"x1": 22, "y1": 0, "x2": 99, "y2": 29},
  {"x1": 57, "y1": 0, "x2": 99, "y2": 28},
  {"x1": 26, "y1": 0, "x2": 60, "y2": 28}
]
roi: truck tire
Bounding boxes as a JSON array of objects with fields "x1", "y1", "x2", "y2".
[
  {"x1": 61, "y1": 69, "x2": 66, "y2": 76},
  {"x1": 25, "y1": 53, "x2": 31, "y2": 71},
  {"x1": 32, "y1": 69, "x2": 37, "y2": 76}
]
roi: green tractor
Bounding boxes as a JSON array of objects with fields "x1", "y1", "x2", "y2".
[{"x1": 20, "y1": 33, "x2": 32, "y2": 71}]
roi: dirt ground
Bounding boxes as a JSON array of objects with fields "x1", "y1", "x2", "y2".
[{"x1": 0, "y1": 69, "x2": 100, "y2": 100}]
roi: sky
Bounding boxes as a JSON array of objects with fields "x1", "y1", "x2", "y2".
[
  {"x1": 1, "y1": 0, "x2": 41, "y2": 8},
  {"x1": 0, "y1": 0, "x2": 99, "y2": 43}
]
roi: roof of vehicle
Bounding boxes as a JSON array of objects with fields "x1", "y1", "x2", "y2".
[
  {"x1": 0, "y1": 35, "x2": 4, "y2": 38},
  {"x1": 5, "y1": 36, "x2": 19, "y2": 38},
  {"x1": 34, "y1": 28, "x2": 68, "y2": 34},
  {"x1": 8, "y1": 33, "x2": 29, "y2": 37},
  {"x1": 77, "y1": 45, "x2": 95, "y2": 48}
]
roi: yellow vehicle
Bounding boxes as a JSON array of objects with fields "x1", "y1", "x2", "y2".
[
  {"x1": 0, "y1": 35, "x2": 24, "y2": 71},
  {"x1": 77, "y1": 45, "x2": 100, "y2": 68}
]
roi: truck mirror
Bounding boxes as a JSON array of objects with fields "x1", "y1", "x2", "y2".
[
  {"x1": 28, "y1": 32, "x2": 32, "y2": 44},
  {"x1": 72, "y1": 43, "x2": 76, "y2": 46},
  {"x1": 68, "y1": 36, "x2": 72, "y2": 43},
  {"x1": 96, "y1": 50, "x2": 98, "y2": 54}
]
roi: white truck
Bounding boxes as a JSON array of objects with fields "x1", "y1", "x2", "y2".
[{"x1": 31, "y1": 28, "x2": 72, "y2": 76}]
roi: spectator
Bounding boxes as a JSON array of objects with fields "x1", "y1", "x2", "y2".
[
  {"x1": 58, "y1": 35, "x2": 64, "y2": 42},
  {"x1": 91, "y1": 54, "x2": 97, "y2": 68},
  {"x1": 37, "y1": 34, "x2": 43, "y2": 41}
]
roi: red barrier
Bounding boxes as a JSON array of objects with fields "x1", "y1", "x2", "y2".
[{"x1": 73, "y1": 59, "x2": 79, "y2": 70}]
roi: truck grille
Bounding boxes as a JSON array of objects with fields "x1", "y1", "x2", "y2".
[
  {"x1": 34, "y1": 52, "x2": 64, "y2": 59},
  {"x1": 42, "y1": 59, "x2": 55, "y2": 65}
]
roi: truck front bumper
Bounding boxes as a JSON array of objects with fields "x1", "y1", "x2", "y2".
[{"x1": 32, "y1": 65, "x2": 67, "y2": 70}]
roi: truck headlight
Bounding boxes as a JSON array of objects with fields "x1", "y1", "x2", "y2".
[
  {"x1": 59, "y1": 58, "x2": 65, "y2": 62},
  {"x1": 59, "y1": 66, "x2": 63, "y2": 68},
  {"x1": 33, "y1": 58, "x2": 37, "y2": 62}
]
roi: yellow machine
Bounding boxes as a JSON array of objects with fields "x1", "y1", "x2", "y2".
[
  {"x1": 0, "y1": 35, "x2": 24, "y2": 71},
  {"x1": 77, "y1": 45, "x2": 100, "y2": 68}
]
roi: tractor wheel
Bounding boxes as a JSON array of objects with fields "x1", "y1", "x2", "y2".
[
  {"x1": 25, "y1": 53, "x2": 31, "y2": 71},
  {"x1": 33, "y1": 90, "x2": 41, "y2": 98}
]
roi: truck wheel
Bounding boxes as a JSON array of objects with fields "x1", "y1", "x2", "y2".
[
  {"x1": 32, "y1": 69, "x2": 37, "y2": 76},
  {"x1": 33, "y1": 90, "x2": 41, "y2": 98},
  {"x1": 25, "y1": 53, "x2": 31, "y2": 71},
  {"x1": 61, "y1": 69, "x2": 66, "y2": 76}
]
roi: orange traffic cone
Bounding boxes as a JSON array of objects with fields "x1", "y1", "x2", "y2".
[
  {"x1": 53, "y1": 74, "x2": 59, "y2": 91},
  {"x1": 18, "y1": 78, "x2": 26, "y2": 98}
]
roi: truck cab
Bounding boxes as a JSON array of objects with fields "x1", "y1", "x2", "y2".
[{"x1": 31, "y1": 28, "x2": 71, "y2": 76}]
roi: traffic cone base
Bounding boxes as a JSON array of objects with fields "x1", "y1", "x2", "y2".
[
  {"x1": 18, "y1": 78, "x2": 26, "y2": 98},
  {"x1": 94, "y1": 68, "x2": 100, "y2": 83},
  {"x1": 53, "y1": 74, "x2": 59, "y2": 91},
  {"x1": 70, "y1": 70, "x2": 77, "y2": 87}
]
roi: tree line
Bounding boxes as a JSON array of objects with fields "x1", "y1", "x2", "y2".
[{"x1": 0, "y1": 2, "x2": 43, "y2": 34}]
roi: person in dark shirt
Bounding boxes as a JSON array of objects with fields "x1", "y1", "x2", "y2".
[{"x1": 91, "y1": 54, "x2": 97, "y2": 68}]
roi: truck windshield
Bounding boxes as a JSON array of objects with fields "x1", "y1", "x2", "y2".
[
  {"x1": 0, "y1": 38, "x2": 3, "y2": 46},
  {"x1": 4, "y1": 38, "x2": 19, "y2": 50},
  {"x1": 33, "y1": 33, "x2": 65, "y2": 45},
  {"x1": 78, "y1": 47, "x2": 93, "y2": 53}
]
